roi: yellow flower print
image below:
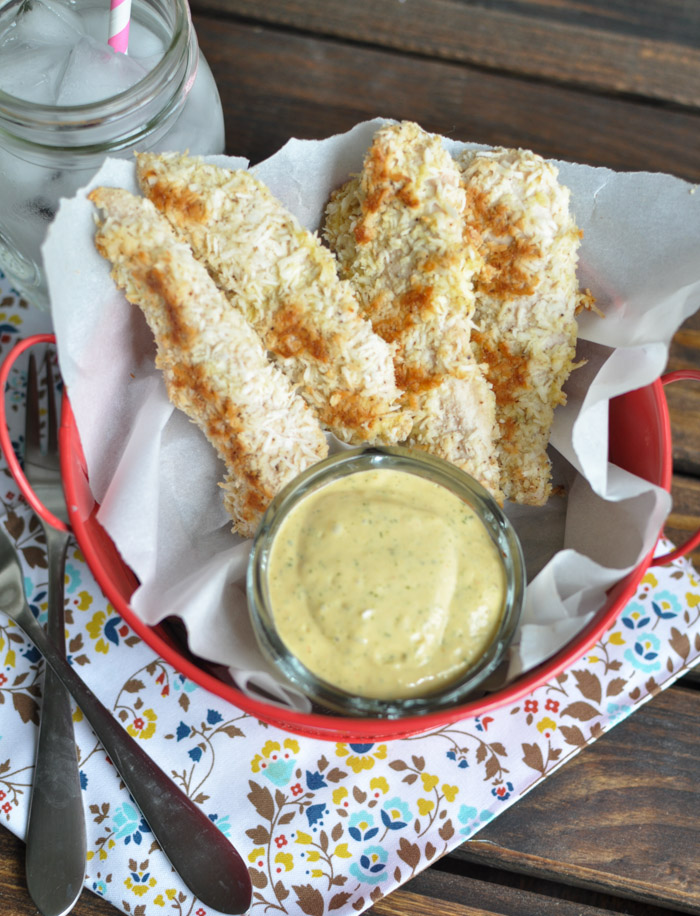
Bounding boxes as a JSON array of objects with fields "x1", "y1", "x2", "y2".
[
  {"x1": 442, "y1": 784, "x2": 459, "y2": 803},
  {"x1": 73, "y1": 590, "x2": 93, "y2": 611},
  {"x1": 608, "y1": 632, "x2": 625, "y2": 646},
  {"x1": 305, "y1": 849, "x2": 321, "y2": 862},
  {"x1": 332, "y1": 787, "x2": 349, "y2": 806},
  {"x1": 686, "y1": 591, "x2": 700, "y2": 608},
  {"x1": 274, "y1": 852, "x2": 293, "y2": 872},
  {"x1": 417, "y1": 798, "x2": 434, "y2": 815},
  {"x1": 420, "y1": 772, "x2": 439, "y2": 792},
  {"x1": 537, "y1": 717, "x2": 557, "y2": 735},
  {"x1": 86, "y1": 611, "x2": 110, "y2": 654},
  {"x1": 370, "y1": 776, "x2": 389, "y2": 795},
  {"x1": 251, "y1": 737, "x2": 299, "y2": 774},
  {"x1": 247, "y1": 847, "x2": 265, "y2": 864},
  {"x1": 641, "y1": 572, "x2": 658, "y2": 589},
  {"x1": 124, "y1": 872, "x2": 157, "y2": 897},
  {"x1": 335, "y1": 743, "x2": 388, "y2": 773},
  {"x1": 126, "y1": 708, "x2": 157, "y2": 739}
]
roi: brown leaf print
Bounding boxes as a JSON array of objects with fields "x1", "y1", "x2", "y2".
[
  {"x1": 293, "y1": 883, "x2": 325, "y2": 916},
  {"x1": 246, "y1": 824, "x2": 270, "y2": 845},
  {"x1": 571, "y1": 669, "x2": 602, "y2": 704},
  {"x1": 21, "y1": 545, "x2": 47, "y2": 569},
  {"x1": 559, "y1": 725, "x2": 586, "y2": 748},
  {"x1": 329, "y1": 891, "x2": 352, "y2": 910},
  {"x1": 397, "y1": 837, "x2": 421, "y2": 870},
  {"x1": 560, "y1": 701, "x2": 601, "y2": 722},
  {"x1": 605, "y1": 677, "x2": 627, "y2": 697},
  {"x1": 248, "y1": 781, "x2": 275, "y2": 822},
  {"x1": 438, "y1": 819, "x2": 455, "y2": 841},
  {"x1": 522, "y1": 742, "x2": 545, "y2": 774},
  {"x1": 249, "y1": 868, "x2": 267, "y2": 889},
  {"x1": 669, "y1": 627, "x2": 690, "y2": 661},
  {"x1": 12, "y1": 692, "x2": 39, "y2": 725}
]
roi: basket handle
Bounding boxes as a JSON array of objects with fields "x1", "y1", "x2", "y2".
[
  {"x1": 0, "y1": 333, "x2": 70, "y2": 533},
  {"x1": 652, "y1": 369, "x2": 700, "y2": 566}
]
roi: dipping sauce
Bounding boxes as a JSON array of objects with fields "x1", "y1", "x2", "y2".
[{"x1": 266, "y1": 467, "x2": 507, "y2": 699}]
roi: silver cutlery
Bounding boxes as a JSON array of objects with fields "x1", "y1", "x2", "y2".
[
  {"x1": 0, "y1": 372, "x2": 253, "y2": 914},
  {"x1": 23, "y1": 351, "x2": 86, "y2": 916}
]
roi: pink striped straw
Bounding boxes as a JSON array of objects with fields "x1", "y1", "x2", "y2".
[{"x1": 108, "y1": 0, "x2": 131, "y2": 53}]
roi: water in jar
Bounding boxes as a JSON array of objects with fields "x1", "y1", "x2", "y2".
[{"x1": 0, "y1": 0, "x2": 225, "y2": 309}]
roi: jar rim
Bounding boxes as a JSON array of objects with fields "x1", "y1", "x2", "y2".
[{"x1": 0, "y1": 0, "x2": 193, "y2": 137}]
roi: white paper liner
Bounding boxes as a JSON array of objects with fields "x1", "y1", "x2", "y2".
[{"x1": 44, "y1": 119, "x2": 700, "y2": 709}]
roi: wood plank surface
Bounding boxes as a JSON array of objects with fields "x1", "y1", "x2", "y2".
[
  {"x1": 191, "y1": 0, "x2": 700, "y2": 107},
  {"x1": 195, "y1": 17, "x2": 700, "y2": 183},
  {"x1": 2, "y1": 1, "x2": 700, "y2": 914}
]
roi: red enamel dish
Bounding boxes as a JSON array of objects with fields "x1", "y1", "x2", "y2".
[{"x1": 3, "y1": 336, "x2": 700, "y2": 741}]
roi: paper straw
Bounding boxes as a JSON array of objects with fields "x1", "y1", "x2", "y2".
[{"x1": 108, "y1": 0, "x2": 131, "y2": 53}]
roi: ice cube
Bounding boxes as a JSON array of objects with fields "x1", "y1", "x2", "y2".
[
  {"x1": 7, "y1": 0, "x2": 85, "y2": 48},
  {"x1": 127, "y1": 19, "x2": 166, "y2": 60},
  {"x1": 55, "y1": 34, "x2": 149, "y2": 104},
  {"x1": 0, "y1": 41, "x2": 68, "y2": 103}
]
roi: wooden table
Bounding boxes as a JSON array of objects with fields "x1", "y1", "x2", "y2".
[{"x1": 2, "y1": 1, "x2": 700, "y2": 913}]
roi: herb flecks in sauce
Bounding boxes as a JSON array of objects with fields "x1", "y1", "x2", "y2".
[{"x1": 267, "y1": 469, "x2": 506, "y2": 699}]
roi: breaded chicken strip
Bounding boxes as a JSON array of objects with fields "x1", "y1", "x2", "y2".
[
  {"x1": 135, "y1": 153, "x2": 410, "y2": 447},
  {"x1": 89, "y1": 186, "x2": 328, "y2": 538},
  {"x1": 323, "y1": 121, "x2": 502, "y2": 500},
  {"x1": 456, "y1": 147, "x2": 582, "y2": 505}
]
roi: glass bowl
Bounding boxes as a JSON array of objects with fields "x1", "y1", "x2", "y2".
[{"x1": 247, "y1": 445, "x2": 526, "y2": 718}]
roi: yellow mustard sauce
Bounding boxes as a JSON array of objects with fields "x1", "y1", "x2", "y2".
[{"x1": 266, "y1": 468, "x2": 507, "y2": 699}]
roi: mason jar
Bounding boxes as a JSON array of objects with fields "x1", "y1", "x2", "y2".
[{"x1": 0, "y1": 0, "x2": 225, "y2": 310}]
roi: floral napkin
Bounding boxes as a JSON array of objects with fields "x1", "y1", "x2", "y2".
[{"x1": 1, "y1": 271, "x2": 699, "y2": 916}]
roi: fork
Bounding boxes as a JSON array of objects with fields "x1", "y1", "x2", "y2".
[
  {"x1": 23, "y1": 351, "x2": 87, "y2": 916},
  {"x1": 0, "y1": 525, "x2": 253, "y2": 914}
]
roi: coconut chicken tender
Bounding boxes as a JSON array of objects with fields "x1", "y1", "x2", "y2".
[
  {"x1": 324, "y1": 121, "x2": 502, "y2": 500},
  {"x1": 457, "y1": 147, "x2": 583, "y2": 505},
  {"x1": 135, "y1": 152, "x2": 410, "y2": 447},
  {"x1": 89, "y1": 186, "x2": 328, "y2": 538}
]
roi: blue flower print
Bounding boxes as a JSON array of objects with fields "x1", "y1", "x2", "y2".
[
  {"x1": 651, "y1": 590, "x2": 682, "y2": 623},
  {"x1": 380, "y1": 796, "x2": 411, "y2": 831},
  {"x1": 446, "y1": 749, "x2": 469, "y2": 769},
  {"x1": 624, "y1": 632, "x2": 662, "y2": 673},
  {"x1": 25, "y1": 577, "x2": 47, "y2": 625},
  {"x1": 92, "y1": 879, "x2": 107, "y2": 896},
  {"x1": 621, "y1": 602, "x2": 651, "y2": 631},
  {"x1": 176, "y1": 721, "x2": 191, "y2": 741},
  {"x1": 172, "y1": 673, "x2": 197, "y2": 694},
  {"x1": 457, "y1": 804, "x2": 494, "y2": 836},
  {"x1": 305, "y1": 770, "x2": 327, "y2": 790},
  {"x1": 206, "y1": 708, "x2": 223, "y2": 725},
  {"x1": 491, "y1": 781, "x2": 514, "y2": 801},
  {"x1": 349, "y1": 845, "x2": 389, "y2": 885},
  {"x1": 112, "y1": 801, "x2": 151, "y2": 845},
  {"x1": 208, "y1": 813, "x2": 232, "y2": 837},
  {"x1": 79, "y1": 771, "x2": 88, "y2": 790},
  {"x1": 64, "y1": 561, "x2": 83, "y2": 594},
  {"x1": 305, "y1": 803, "x2": 327, "y2": 827},
  {"x1": 348, "y1": 811, "x2": 378, "y2": 842},
  {"x1": 606, "y1": 701, "x2": 632, "y2": 726}
]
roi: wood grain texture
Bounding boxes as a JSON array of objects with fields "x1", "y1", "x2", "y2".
[
  {"x1": 190, "y1": 0, "x2": 700, "y2": 107},
  {"x1": 369, "y1": 861, "x2": 689, "y2": 916},
  {"x1": 195, "y1": 17, "x2": 700, "y2": 182},
  {"x1": 450, "y1": 685, "x2": 700, "y2": 913}
]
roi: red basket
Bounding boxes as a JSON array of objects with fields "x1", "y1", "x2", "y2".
[{"x1": 2, "y1": 335, "x2": 699, "y2": 741}]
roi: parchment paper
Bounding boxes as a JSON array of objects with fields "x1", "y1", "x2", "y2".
[{"x1": 44, "y1": 119, "x2": 700, "y2": 708}]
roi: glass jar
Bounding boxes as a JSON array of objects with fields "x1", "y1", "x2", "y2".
[
  {"x1": 0, "y1": 0, "x2": 225, "y2": 310},
  {"x1": 248, "y1": 446, "x2": 526, "y2": 718}
]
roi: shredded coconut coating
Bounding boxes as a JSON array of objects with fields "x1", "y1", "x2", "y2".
[
  {"x1": 323, "y1": 121, "x2": 502, "y2": 500},
  {"x1": 457, "y1": 147, "x2": 582, "y2": 505},
  {"x1": 135, "y1": 152, "x2": 410, "y2": 447},
  {"x1": 89, "y1": 187, "x2": 328, "y2": 538}
]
